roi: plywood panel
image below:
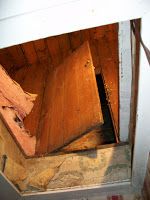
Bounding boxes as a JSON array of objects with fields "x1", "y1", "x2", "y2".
[
  {"x1": 0, "y1": 23, "x2": 118, "y2": 77},
  {"x1": 0, "y1": 48, "x2": 15, "y2": 72},
  {"x1": 6, "y1": 45, "x2": 26, "y2": 69},
  {"x1": 46, "y1": 36, "x2": 62, "y2": 67},
  {"x1": 97, "y1": 28, "x2": 119, "y2": 136},
  {"x1": 69, "y1": 31, "x2": 82, "y2": 51},
  {"x1": 35, "y1": 66, "x2": 57, "y2": 154},
  {"x1": 58, "y1": 34, "x2": 71, "y2": 59},
  {"x1": 21, "y1": 42, "x2": 38, "y2": 65},
  {"x1": 81, "y1": 28, "x2": 101, "y2": 74},
  {"x1": 13, "y1": 63, "x2": 49, "y2": 137},
  {"x1": 36, "y1": 41, "x2": 103, "y2": 155},
  {"x1": 34, "y1": 39, "x2": 49, "y2": 62}
]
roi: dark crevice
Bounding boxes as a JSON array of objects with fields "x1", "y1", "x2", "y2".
[{"x1": 96, "y1": 74, "x2": 116, "y2": 144}]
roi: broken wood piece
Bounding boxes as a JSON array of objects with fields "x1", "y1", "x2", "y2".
[
  {"x1": 0, "y1": 64, "x2": 37, "y2": 156},
  {"x1": 0, "y1": 64, "x2": 37, "y2": 120}
]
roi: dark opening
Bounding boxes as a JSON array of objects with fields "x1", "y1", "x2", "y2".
[{"x1": 96, "y1": 74, "x2": 116, "y2": 144}]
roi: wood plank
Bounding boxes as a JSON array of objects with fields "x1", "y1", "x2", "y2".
[
  {"x1": 35, "y1": 67, "x2": 56, "y2": 154},
  {"x1": 0, "y1": 48, "x2": 15, "y2": 72},
  {"x1": 97, "y1": 34, "x2": 119, "y2": 137},
  {"x1": 46, "y1": 36, "x2": 62, "y2": 68},
  {"x1": 6, "y1": 45, "x2": 26, "y2": 69},
  {"x1": 62, "y1": 45, "x2": 80, "y2": 145},
  {"x1": 21, "y1": 42, "x2": 38, "y2": 65},
  {"x1": 81, "y1": 28, "x2": 101, "y2": 74},
  {"x1": 81, "y1": 29, "x2": 90, "y2": 41},
  {"x1": 89, "y1": 28, "x2": 101, "y2": 72},
  {"x1": 47, "y1": 63, "x2": 65, "y2": 152},
  {"x1": 62, "y1": 103, "x2": 115, "y2": 152},
  {"x1": 14, "y1": 63, "x2": 48, "y2": 137},
  {"x1": 58, "y1": 34, "x2": 71, "y2": 59},
  {"x1": 34, "y1": 39, "x2": 49, "y2": 62},
  {"x1": 90, "y1": 26, "x2": 108, "y2": 40},
  {"x1": 68, "y1": 30, "x2": 82, "y2": 51},
  {"x1": 36, "y1": 41, "x2": 103, "y2": 155},
  {"x1": 61, "y1": 129, "x2": 113, "y2": 152},
  {"x1": 62, "y1": 41, "x2": 103, "y2": 149},
  {"x1": 10, "y1": 66, "x2": 28, "y2": 86}
]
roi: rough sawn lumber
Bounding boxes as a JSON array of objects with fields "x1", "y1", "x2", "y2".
[{"x1": 0, "y1": 64, "x2": 37, "y2": 156}]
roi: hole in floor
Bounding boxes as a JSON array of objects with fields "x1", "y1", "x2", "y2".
[{"x1": 96, "y1": 74, "x2": 116, "y2": 144}]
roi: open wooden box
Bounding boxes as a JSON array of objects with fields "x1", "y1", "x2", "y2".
[{"x1": 0, "y1": 23, "x2": 119, "y2": 158}]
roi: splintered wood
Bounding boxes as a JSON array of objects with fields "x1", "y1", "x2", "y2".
[{"x1": 0, "y1": 64, "x2": 37, "y2": 156}]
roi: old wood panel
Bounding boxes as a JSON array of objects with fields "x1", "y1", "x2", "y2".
[
  {"x1": 97, "y1": 25, "x2": 119, "y2": 137},
  {"x1": 69, "y1": 30, "x2": 82, "y2": 51},
  {"x1": 13, "y1": 62, "x2": 49, "y2": 137},
  {"x1": 0, "y1": 24, "x2": 118, "y2": 77},
  {"x1": 89, "y1": 28, "x2": 101, "y2": 71},
  {"x1": 0, "y1": 48, "x2": 16, "y2": 73},
  {"x1": 6, "y1": 45, "x2": 26, "y2": 69},
  {"x1": 21, "y1": 42, "x2": 38, "y2": 65},
  {"x1": 46, "y1": 36, "x2": 62, "y2": 68},
  {"x1": 34, "y1": 39, "x2": 49, "y2": 62},
  {"x1": 36, "y1": 41, "x2": 103, "y2": 155},
  {"x1": 58, "y1": 34, "x2": 71, "y2": 59}
]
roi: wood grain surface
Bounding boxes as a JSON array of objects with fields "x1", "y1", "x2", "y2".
[{"x1": 36, "y1": 41, "x2": 103, "y2": 154}]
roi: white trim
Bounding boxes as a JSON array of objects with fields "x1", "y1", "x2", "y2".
[
  {"x1": 21, "y1": 182, "x2": 132, "y2": 200},
  {"x1": 0, "y1": 0, "x2": 150, "y2": 48},
  {"x1": 132, "y1": 11, "x2": 150, "y2": 190},
  {"x1": 0, "y1": 172, "x2": 132, "y2": 200},
  {"x1": 119, "y1": 21, "x2": 132, "y2": 142}
]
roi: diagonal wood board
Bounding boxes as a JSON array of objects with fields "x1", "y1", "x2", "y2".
[{"x1": 36, "y1": 41, "x2": 103, "y2": 154}]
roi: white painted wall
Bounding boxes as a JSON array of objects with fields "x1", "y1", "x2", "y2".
[
  {"x1": 132, "y1": 11, "x2": 150, "y2": 189},
  {"x1": 119, "y1": 21, "x2": 132, "y2": 142},
  {"x1": 0, "y1": 0, "x2": 150, "y2": 48}
]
